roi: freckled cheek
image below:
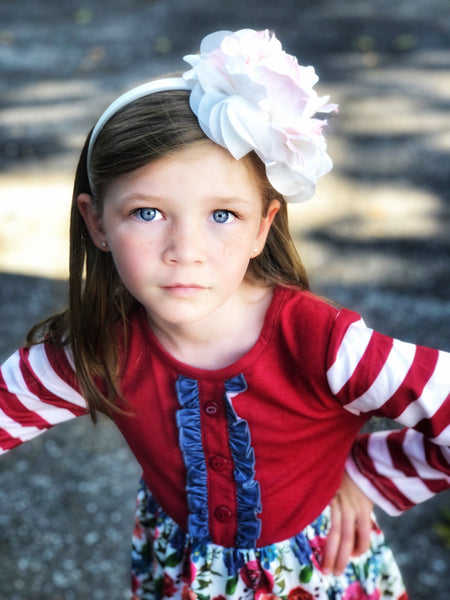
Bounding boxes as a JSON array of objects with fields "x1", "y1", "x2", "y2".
[
  {"x1": 107, "y1": 236, "x2": 154, "y2": 276},
  {"x1": 111, "y1": 251, "x2": 154, "y2": 296},
  {"x1": 219, "y1": 236, "x2": 253, "y2": 260},
  {"x1": 109, "y1": 231, "x2": 155, "y2": 255}
]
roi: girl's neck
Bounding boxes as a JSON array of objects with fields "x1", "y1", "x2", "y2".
[{"x1": 147, "y1": 284, "x2": 274, "y2": 370}]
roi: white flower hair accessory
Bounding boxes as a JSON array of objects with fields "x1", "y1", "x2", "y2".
[{"x1": 183, "y1": 29, "x2": 338, "y2": 202}]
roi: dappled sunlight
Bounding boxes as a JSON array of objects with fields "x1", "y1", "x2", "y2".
[
  {"x1": 289, "y1": 175, "x2": 447, "y2": 288},
  {"x1": 0, "y1": 77, "x2": 109, "y2": 175},
  {"x1": 0, "y1": 175, "x2": 72, "y2": 278},
  {"x1": 341, "y1": 93, "x2": 450, "y2": 136},
  {"x1": 343, "y1": 96, "x2": 449, "y2": 135},
  {"x1": 1, "y1": 9, "x2": 448, "y2": 289},
  {"x1": 346, "y1": 185, "x2": 445, "y2": 239},
  {"x1": 0, "y1": 81, "x2": 97, "y2": 128},
  {"x1": 290, "y1": 177, "x2": 444, "y2": 238}
]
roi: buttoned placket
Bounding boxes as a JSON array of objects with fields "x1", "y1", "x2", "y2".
[{"x1": 198, "y1": 379, "x2": 237, "y2": 546}]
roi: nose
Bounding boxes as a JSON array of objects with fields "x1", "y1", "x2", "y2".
[{"x1": 162, "y1": 222, "x2": 206, "y2": 265}]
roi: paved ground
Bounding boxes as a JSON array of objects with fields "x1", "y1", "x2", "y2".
[{"x1": 0, "y1": 0, "x2": 449, "y2": 598}]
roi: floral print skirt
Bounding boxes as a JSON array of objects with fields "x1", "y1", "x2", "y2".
[{"x1": 131, "y1": 480, "x2": 408, "y2": 600}]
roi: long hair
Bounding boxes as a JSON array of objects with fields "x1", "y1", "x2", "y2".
[{"x1": 27, "y1": 90, "x2": 309, "y2": 419}]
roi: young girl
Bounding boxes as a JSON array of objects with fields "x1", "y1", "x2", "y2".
[{"x1": 1, "y1": 28, "x2": 448, "y2": 600}]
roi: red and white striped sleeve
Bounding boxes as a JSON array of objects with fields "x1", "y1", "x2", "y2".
[
  {"x1": 0, "y1": 343, "x2": 88, "y2": 454},
  {"x1": 326, "y1": 309, "x2": 450, "y2": 515}
]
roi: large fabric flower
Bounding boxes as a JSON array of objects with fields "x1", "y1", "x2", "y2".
[{"x1": 183, "y1": 29, "x2": 338, "y2": 202}]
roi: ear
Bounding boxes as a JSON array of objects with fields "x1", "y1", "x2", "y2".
[
  {"x1": 77, "y1": 193, "x2": 109, "y2": 251},
  {"x1": 253, "y1": 199, "x2": 281, "y2": 256}
]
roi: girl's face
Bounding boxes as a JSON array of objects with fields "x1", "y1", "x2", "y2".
[{"x1": 78, "y1": 142, "x2": 279, "y2": 332}]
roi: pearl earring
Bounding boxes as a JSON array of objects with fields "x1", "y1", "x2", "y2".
[{"x1": 102, "y1": 242, "x2": 107, "y2": 248}]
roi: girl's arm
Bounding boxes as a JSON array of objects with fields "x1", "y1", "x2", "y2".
[
  {"x1": 346, "y1": 427, "x2": 449, "y2": 515},
  {"x1": 0, "y1": 343, "x2": 88, "y2": 454},
  {"x1": 327, "y1": 311, "x2": 449, "y2": 514}
]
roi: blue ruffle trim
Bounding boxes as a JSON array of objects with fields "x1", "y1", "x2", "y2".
[
  {"x1": 175, "y1": 373, "x2": 262, "y2": 548},
  {"x1": 175, "y1": 376, "x2": 211, "y2": 542},
  {"x1": 224, "y1": 374, "x2": 262, "y2": 548}
]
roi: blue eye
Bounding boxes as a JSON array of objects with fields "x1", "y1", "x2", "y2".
[
  {"x1": 212, "y1": 209, "x2": 235, "y2": 224},
  {"x1": 135, "y1": 208, "x2": 161, "y2": 221}
]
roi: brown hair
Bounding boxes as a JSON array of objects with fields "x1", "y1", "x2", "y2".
[{"x1": 27, "y1": 89, "x2": 309, "y2": 419}]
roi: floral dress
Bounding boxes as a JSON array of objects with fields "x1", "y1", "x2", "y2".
[{"x1": 130, "y1": 481, "x2": 407, "y2": 600}]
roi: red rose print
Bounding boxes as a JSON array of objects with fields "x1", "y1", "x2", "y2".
[
  {"x1": 162, "y1": 573, "x2": 177, "y2": 597},
  {"x1": 309, "y1": 535, "x2": 327, "y2": 569},
  {"x1": 240, "y1": 559, "x2": 274, "y2": 599},
  {"x1": 181, "y1": 585, "x2": 198, "y2": 600},
  {"x1": 343, "y1": 581, "x2": 381, "y2": 599},
  {"x1": 287, "y1": 587, "x2": 314, "y2": 600}
]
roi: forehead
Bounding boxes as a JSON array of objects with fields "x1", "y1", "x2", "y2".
[{"x1": 109, "y1": 141, "x2": 262, "y2": 200}]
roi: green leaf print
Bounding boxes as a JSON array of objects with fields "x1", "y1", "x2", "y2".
[
  {"x1": 197, "y1": 579, "x2": 211, "y2": 590},
  {"x1": 299, "y1": 564, "x2": 313, "y2": 583},
  {"x1": 164, "y1": 552, "x2": 180, "y2": 568},
  {"x1": 210, "y1": 569, "x2": 222, "y2": 577},
  {"x1": 226, "y1": 575, "x2": 239, "y2": 595}
]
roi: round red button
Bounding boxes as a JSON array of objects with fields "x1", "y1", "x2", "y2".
[
  {"x1": 214, "y1": 506, "x2": 233, "y2": 523},
  {"x1": 210, "y1": 455, "x2": 228, "y2": 471},
  {"x1": 203, "y1": 400, "x2": 220, "y2": 417}
]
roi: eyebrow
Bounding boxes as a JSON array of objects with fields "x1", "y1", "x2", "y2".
[{"x1": 118, "y1": 193, "x2": 253, "y2": 206}]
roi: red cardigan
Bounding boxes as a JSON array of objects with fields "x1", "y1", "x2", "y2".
[{"x1": 1, "y1": 287, "x2": 448, "y2": 548}]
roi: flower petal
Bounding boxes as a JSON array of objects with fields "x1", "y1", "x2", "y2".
[{"x1": 183, "y1": 28, "x2": 337, "y2": 202}]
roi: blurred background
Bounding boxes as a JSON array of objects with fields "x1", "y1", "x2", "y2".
[{"x1": 0, "y1": 0, "x2": 449, "y2": 598}]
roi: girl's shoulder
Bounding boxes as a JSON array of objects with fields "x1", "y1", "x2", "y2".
[
  {"x1": 274, "y1": 286, "x2": 363, "y2": 357},
  {"x1": 276, "y1": 286, "x2": 358, "y2": 325}
]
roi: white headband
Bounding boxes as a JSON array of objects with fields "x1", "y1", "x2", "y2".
[
  {"x1": 86, "y1": 76, "x2": 192, "y2": 181},
  {"x1": 87, "y1": 29, "x2": 337, "y2": 203}
]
